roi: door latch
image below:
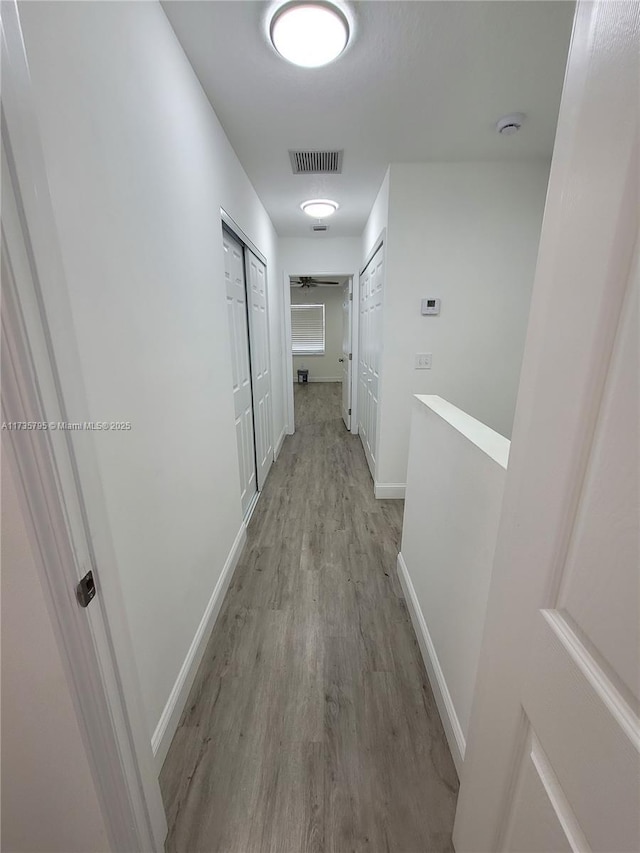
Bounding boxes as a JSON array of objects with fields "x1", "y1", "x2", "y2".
[{"x1": 76, "y1": 570, "x2": 96, "y2": 608}]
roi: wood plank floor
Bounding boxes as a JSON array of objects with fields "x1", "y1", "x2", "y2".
[{"x1": 160, "y1": 382, "x2": 458, "y2": 852}]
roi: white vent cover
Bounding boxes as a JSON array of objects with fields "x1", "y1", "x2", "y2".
[{"x1": 290, "y1": 150, "x2": 343, "y2": 174}]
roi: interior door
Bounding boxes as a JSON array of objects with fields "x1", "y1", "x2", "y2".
[
  {"x1": 223, "y1": 229, "x2": 257, "y2": 518},
  {"x1": 358, "y1": 245, "x2": 384, "y2": 478},
  {"x1": 453, "y1": 3, "x2": 639, "y2": 850},
  {"x1": 340, "y1": 279, "x2": 352, "y2": 429},
  {"x1": 2, "y1": 133, "x2": 167, "y2": 849},
  {"x1": 245, "y1": 249, "x2": 273, "y2": 489}
]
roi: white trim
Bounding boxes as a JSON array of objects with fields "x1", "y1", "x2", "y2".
[
  {"x1": 284, "y1": 266, "x2": 359, "y2": 437},
  {"x1": 374, "y1": 482, "x2": 406, "y2": 499},
  {"x1": 220, "y1": 209, "x2": 267, "y2": 267},
  {"x1": 274, "y1": 426, "x2": 287, "y2": 460},
  {"x1": 283, "y1": 271, "x2": 295, "y2": 435},
  {"x1": 244, "y1": 490, "x2": 260, "y2": 525},
  {"x1": 360, "y1": 229, "x2": 386, "y2": 277},
  {"x1": 414, "y1": 396, "x2": 510, "y2": 469},
  {"x1": 397, "y1": 552, "x2": 465, "y2": 774},
  {"x1": 152, "y1": 523, "x2": 247, "y2": 770}
]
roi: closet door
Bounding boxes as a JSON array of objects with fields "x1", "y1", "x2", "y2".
[
  {"x1": 341, "y1": 279, "x2": 352, "y2": 430},
  {"x1": 223, "y1": 229, "x2": 257, "y2": 517},
  {"x1": 358, "y1": 244, "x2": 384, "y2": 479},
  {"x1": 245, "y1": 250, "x2": 273, "y2": 489}
]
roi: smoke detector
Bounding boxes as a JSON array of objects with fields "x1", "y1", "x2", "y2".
[{"x1": 496, "y1": 113, "x2": 526, "y2": 136}]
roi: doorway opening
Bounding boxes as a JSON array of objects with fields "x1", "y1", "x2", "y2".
[{"x1": 289, "y1": 274, "x2": 353, "y2": 431}]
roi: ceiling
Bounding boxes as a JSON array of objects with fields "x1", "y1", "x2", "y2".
[{"x1": 162, "y1": 1, "x2": 575, "y2": 238}]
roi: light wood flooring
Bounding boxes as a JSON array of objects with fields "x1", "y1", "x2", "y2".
[{"x1": 160, "y1": 382, "x2": 458, "y2": 852}]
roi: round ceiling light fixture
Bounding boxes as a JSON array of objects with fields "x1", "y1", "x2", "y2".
[
  {"x1": 270, "y1": 2, "x2": 350, "y2": 68},
  {"x1": 300, "y1": 198, "x2": 339, "y2": 218},
  {"x1": 496, "y1": 113, "x2": 526, "y2": 136}
]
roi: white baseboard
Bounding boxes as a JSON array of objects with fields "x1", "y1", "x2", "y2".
[
  {"x1": 397, "y1": 552, "x2": 465, "y2": 775},
  {"x1": 294, "y1": 377, "x2": 342, "y2": 383},
  {"x1": 374, "y1": 482, "x2": 406, "y2": 499},
  {"x1": 151, "y1": 523, "x2": 247, "y2": 770},
  {"x1": 274, "y1": 426, "x2": 287, "y2": 460}
]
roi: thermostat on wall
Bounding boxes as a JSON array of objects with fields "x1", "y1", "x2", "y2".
[{"x1": 421, "y1": 298, "x2": 440, "y2": 315}]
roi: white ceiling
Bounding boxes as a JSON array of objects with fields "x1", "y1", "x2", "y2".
[{"x1": 162, "y1": 1, "x2": 574, "y2": 238}]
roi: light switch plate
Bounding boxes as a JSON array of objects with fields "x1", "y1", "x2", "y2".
[{"x1": 415, "y1": 353, "x2": 432, "y2": 369}]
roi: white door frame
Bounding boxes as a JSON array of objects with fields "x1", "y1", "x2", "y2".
[
  {"x1": 283, "y1": 268, "x2": 359, "y2": 435},
  {"x1": 2, "y1": 2, "x2": 166, "y2": 848},
  {"x1": 340, "y1": 277, "x2": 353, "y2": 430},
  {"x1": 453, "y1": 1, "x2": 639, "y2": 848}
]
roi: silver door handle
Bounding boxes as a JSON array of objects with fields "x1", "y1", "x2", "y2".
[{"x1": 338, "y1": 357, "x2": 345, "y2": 362}]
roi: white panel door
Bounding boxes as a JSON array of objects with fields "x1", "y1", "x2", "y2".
[
  {"x1": 503, "y1": 273, "x2": 639, "y2": 853},
  {"x1": 223, "y1": 230, "x2": 257, "y2": 518},
  {"x1": 246, "y1": 250, "x2": 273, "y2": 490},
  {"x1": 453, "y1": 3, "x2": 640, "y2": 850},
  {"x1": 340, "y1": 279, "x2": 352, "y2": 430},
  {"x1": 501, "y1": 262, "x2": 638, "y2": 853},
  {"x1": 358, "y1": 245, "x2": 384, "y2": 478}
]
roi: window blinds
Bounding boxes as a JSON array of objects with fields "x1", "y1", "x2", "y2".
[{"x1": 291, "y1": 304, "x2": 325, "y2": 355}]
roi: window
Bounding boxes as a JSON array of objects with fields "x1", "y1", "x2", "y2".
[{"x1": 291, "y1": 304, "x2": 325, "y2": 355}]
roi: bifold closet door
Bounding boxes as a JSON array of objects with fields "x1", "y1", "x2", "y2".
[
  {"x1": 341, "y1": 279, "x2": 352, "y2": 431},
  {"x1": 223, "y1": 230, "x2": 257, "y2": 517},
  {"x1": 358, "y1": 244, "x2": 384, "y2": 479},
  {"x1": 245, "y1": 250, "x2": 273, "y2": 489}
]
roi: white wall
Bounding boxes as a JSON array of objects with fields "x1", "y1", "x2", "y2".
[
  {"x1": 398, "y1": 396, "x2": 509, "y2": 773},
  {"x1": 1, "y1": 451, "x2": 110, "y2": 853},
  {"x1": 362, "y1": 168, "x2": 390, "y2": 261},
  {"x1": 280, "y1": 236, "x2": 361, "y2": 276},
  {"x1": 18, "y1": 0, "x2": 285, "y2": 745},
  {"x1": 291, "y1": 286, "x2": 344, "y2": 381},
  {"x1": 377, "y1": 161, "x2": 549, "y2": 487}
]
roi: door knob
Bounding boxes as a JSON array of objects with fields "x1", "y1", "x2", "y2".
[{"x1": 338, "y1": 357, "x2": 345, "y2": 362}]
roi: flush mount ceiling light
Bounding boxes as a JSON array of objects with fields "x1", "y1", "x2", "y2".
[
  {"x1": 270, "y1": 2, "x2": 350, "y2": 68},
  {"x1": 496, "y1": 113, "x2": 526, "y2": 136},
  {"x1": 301, "y1": 199, "x2": 339, "y2": 218}
]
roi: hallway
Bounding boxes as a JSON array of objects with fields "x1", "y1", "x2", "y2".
[{"x1": 160, "y1": 383, "x2": 458, "y2": 852}]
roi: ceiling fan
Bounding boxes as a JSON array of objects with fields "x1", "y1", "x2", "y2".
[{"x1": 290, "y1": 276, "x2": 341, "y2": 288}]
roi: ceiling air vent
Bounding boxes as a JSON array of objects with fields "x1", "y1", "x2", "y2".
[
  {"x1": 311, "y1": 224, "x2": 329, "y2": 232},
  {"x1": 289, "y1": 150, "x2": 343, "y2": 175}
]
